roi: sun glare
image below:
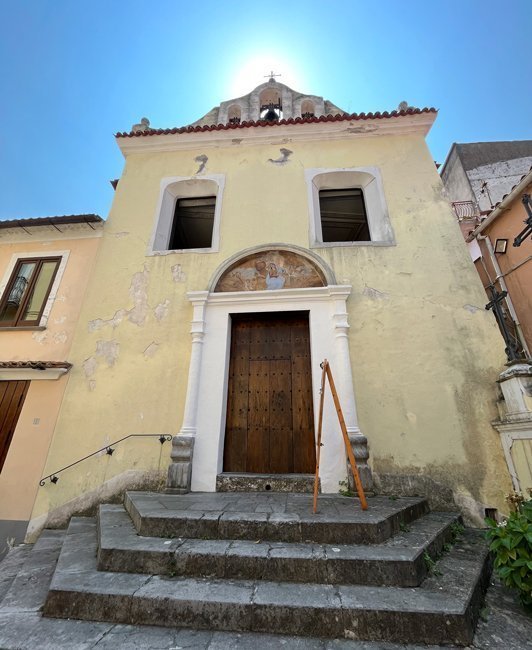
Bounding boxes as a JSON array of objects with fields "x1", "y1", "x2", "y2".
[{"x1": 228, "y1": 55, "x2": 308, "y2": 99}]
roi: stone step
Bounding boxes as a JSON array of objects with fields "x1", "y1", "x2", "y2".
[
  {"x1": 124, "y1": 490, "x2": 429, "y2": 544},
  {"x1": 215, "y1": 472, "x2": 317, "y2": 493},
  {"x1": 98, "y1": 504, "x2": 461, "y2": 587},
  {"x1": 0, "y1": 522, "x2": 458, "y2": 649},
  {"x1": 44, "y1": 517, "x2": 490, "y2": 646}
]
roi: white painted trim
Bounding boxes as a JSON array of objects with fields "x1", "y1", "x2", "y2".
[
  {"x1": 0, "y1": 367, "x2": 69, "y2": 380},
  {"x1": 493, "y1": 419, "x2": 532, "y2": 492},
  {"x1": 117, "y1": 114, "x2": 437, "y2": 156},
  {"x1": 185, "y1": 284, "x2": 362, "y2": 494},
  {"x1": 146, "y1": 175, "x2": 225, "y2": 255},
  {"x1": 0, "y1": 250, "x2": 70, "y2": 328},
  {"x1": 306, "y1": 167, "x2": 395, "y2": 247}
]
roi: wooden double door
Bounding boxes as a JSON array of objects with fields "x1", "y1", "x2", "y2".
[{"x1": 223, "y1": 312, "x2": 316, "y2": 474}]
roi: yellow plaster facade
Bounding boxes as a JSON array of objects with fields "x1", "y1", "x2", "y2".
[{"x1": 26, "y1": 85, "x2": 514, "y2": 534}]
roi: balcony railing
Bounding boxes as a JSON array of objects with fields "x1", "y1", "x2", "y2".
[{"x1": 452, "y1": 201, "x2": 481, "y2": 219}]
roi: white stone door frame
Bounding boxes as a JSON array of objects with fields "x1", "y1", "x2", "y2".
[{"x1": 180, "y1": 285, "x2": 363, "y2": 493}]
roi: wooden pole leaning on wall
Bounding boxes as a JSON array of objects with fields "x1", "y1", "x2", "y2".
[{"x1": 313, "y1": 359, "x2": 368, "y2": 513}]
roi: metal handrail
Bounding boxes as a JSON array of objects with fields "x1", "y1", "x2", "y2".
[{"x1": 39, "y1": 434, "x2": 172, "y2": 486}]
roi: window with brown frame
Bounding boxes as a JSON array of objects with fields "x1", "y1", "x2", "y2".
[{"x1": 0, "y1": 257, "x2": 61, "y2": 327}]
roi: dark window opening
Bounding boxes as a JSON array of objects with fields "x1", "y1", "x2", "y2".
[
  {"x1": 319, "y1": 188, "x2": 370, "y2": 242},
  {"x1": 169, "y1": 196, "x2": 216, "y2": 250},
  {"x1": 0, "y1": 257, "x2": 60, "y2": 327}
]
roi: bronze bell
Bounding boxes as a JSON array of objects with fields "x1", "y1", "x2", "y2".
[{"x1": 263, "y1": 106, "x2": 279, "y2": 122}]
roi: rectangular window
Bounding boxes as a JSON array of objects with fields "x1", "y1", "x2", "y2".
[
  {"x1": 169, "y1": 196, "x2": 216, "y2": 250},
  {"x1": 0, "y1": 257, "x2": 60, "y2": 327},
  {"x1": 319, "y1": 188, "x2": 370, "y2": 242}
]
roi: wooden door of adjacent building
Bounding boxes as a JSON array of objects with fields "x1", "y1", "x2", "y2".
[
  {"x1": 0, "y1": 380, "x2": 29, "y2": 473},
  {"x1": 224, "y1": 312, "x2": 316, "y2": 474}
]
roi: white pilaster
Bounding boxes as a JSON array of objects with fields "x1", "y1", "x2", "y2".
[{"x1": 179, "y1": 291, "x2": 209, "y2": 435}]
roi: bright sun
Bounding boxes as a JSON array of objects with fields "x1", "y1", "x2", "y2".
[{"x1": 228, "y1": 55, "x2": 307, "y2": 98}]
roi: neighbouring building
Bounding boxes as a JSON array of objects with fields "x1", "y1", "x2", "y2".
[
  {"x1": 3, "y1": 78, "x2": 516, "y2": 545},
  {"x1": 441, "y1": 140, "x2": 532, "y2": 214},
  {"x1": 0, "y1": 215, "x2": 103, "y2": 557},
  {"x1": 464, "y1": 170, "x2": 532, "y2": 496}
]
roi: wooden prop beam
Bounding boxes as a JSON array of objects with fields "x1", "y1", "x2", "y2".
[{"x1": 313, "y1": 359, "x2": 368, "y2": 513}]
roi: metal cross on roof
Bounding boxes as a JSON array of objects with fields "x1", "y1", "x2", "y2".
[{"x1": 265, "y1": 71, "x2": 281, "y2": 81}]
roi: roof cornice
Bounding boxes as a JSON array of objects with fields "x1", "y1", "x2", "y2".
[{"x1": 116, "y1": 111, "x2": 437, "y2": 157}]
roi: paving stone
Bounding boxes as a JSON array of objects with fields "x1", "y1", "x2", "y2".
[
  {"x1": 0, "y1": 543, "x2": 32, "y2": 603},
  {"x1": 0, "y1": 530, "x2": 65, "y2": 613}
]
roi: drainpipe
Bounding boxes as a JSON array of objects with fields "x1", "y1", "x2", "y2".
[{"x1": 477, "y1": 233, "x2": 531, "y2": 357}]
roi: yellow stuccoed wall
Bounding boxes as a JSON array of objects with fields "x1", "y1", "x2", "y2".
[{"x1": 30, "y1": 129, "x2": 512, "y2": 533}]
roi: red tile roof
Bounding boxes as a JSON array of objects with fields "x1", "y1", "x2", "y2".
[
  {"x1": 0, "y1": 214, "x2": 103, "y2": 229},
  {"x1": 116, "y1": 107, "x2": 437, "y2": 138},
  {"x1": 0, "y1": 361, "x2": 72, "y2": 370}
]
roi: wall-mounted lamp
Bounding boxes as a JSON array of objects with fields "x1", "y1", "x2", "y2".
[{"x1": 494, "y1": 238, "x2": 508, "y2": 254}]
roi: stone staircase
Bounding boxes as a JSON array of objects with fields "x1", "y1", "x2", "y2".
[{"x1": 34, "y1": 490, "x2": 491, "y2": 647}]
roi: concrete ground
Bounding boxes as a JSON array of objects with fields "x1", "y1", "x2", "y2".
[{"x1": 0, "y1": 534, "x2": 529, "y2": 650}]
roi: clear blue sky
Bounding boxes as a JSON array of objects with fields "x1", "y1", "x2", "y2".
[{"x1": 1, "y1": 0, "x2": 530, "y2": 220}]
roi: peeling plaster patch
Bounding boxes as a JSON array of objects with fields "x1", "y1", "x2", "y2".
[
  {"x1": 89, "y1": 309, "x2": 127, "y2": 332},
  {"x1": 363, "y1": 285, "x2": 389, "y2": 301},
  {"x1": 95, "y1": 340, "x2": 120, "y2": 367},
  {"x1": 194, "y1": 154, "x2": 208, "y2": 174},
  {"x1": 406, "y1": 412, "x2": 417, "y2": 426},
  {"x1": 53, "y1": 331, "x2": 68, "y2": 344},
  {"x1": 112, "y1": 232, "x2": 130, "y2": 238},
  {"x1": 346, "y1": 125, "x2": 378, "y2": 134},
  {"x1": 32, "y1": 331, "x2": 48, "y2": 344},
  {"x1": 268, "y1": 148, "x2": 293, "y2": 165},
  {"x1": 88, "y1": 380, "x2": 96, "y2": 391},
  {"x1": 82, "y1": 357, "x2": 97, "y2": 379},
  {"x1": 127, "y1": 267, "x2": 149, "y2": 326},
  {"x1": 464, "y1": 304, "x2": 482, "y2": 313},
  {"x1": 154, "y1": 299, "x2": 170, "y2": 321},
  {"x1": 171, "y1": 264, "x2": 186, "y2": 283},
  {"x1": 54, "y1": 316, "x2": 66, "y2": 324},
  {"x1": 231, "y1": 139, "x2": 242, "y2": 145},
  {"x1": 143, "y1": 341, "x2": 160, "y2": 358},
  {"x1": 55, "y1": 295, "x2": 66, "y2": 303}
]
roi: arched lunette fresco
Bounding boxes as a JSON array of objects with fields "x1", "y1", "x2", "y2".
[{"x1": 213, "y1": 249, "x2": 327, "y2": 292}]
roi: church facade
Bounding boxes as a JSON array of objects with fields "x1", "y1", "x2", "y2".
[{"x1": 24, "y1": 79, "x2": 513, "y2": 539}]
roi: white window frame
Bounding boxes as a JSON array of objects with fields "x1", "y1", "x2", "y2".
[
  {"x1": 305, "y1": 167, "x2": 395, "y2": 247},
  {"x1": 147, "y1": 175, "x2": 225, "y2": 255},
  {"x1": 0, "y1": 250, "x2": 70, "y2": 329}
]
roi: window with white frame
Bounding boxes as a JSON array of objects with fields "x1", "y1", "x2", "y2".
[
  {"x1": 149, "y1": 175, "x2": 225, "y2": 254},
  {"x1": 306, "y1": 167, "x2": 394, "y2": 247}
]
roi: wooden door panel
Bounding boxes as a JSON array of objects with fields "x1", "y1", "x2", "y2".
[
  {"x1": 224, "y1": 313, "x2": 315, "y2": 475},
  {"x1": 247, "y1": 360, "x2": 270, "y2": 472},
  {"x1": 269, "y1": 359, "x2": 293, "y2": 473},
  {"x1": 0, "y1": 380, "x2": 29, "y2": 473},
  {"x1": 223, "y1": 322, "x2": 250, "y2": 472}
]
